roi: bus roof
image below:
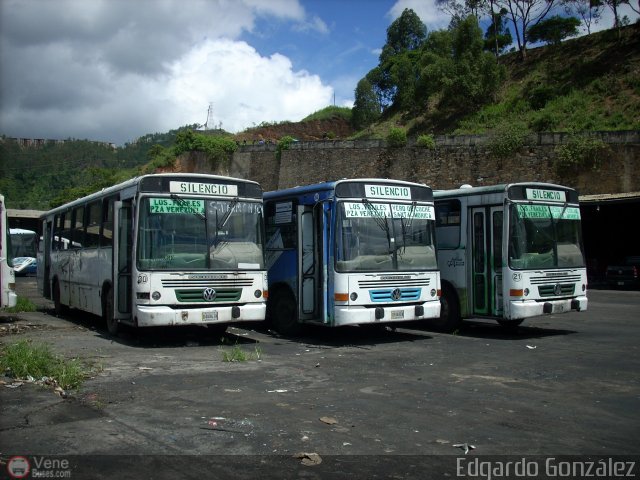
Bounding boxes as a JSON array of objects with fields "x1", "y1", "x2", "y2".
[
  {"x1": 433, "y1": 182, "x2": 578, "y2": 199},
  {"x1": 40, "y1": 173, "x2": 262, "y2": 218},
  {"x1": 264, "y1": 178, "x2": 432, "y2": 201}
]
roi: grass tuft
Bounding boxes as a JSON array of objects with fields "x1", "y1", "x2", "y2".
[{"x1": 0, "y1": 340, "x2": 88, "y2": 390}]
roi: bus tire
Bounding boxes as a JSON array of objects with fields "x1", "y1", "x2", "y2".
[
  {"x1": 271, "y1": 290, "x2": 302, "y2": 336},
  {"x1": 52, "y1": 280, "x2": 67, "y2": 316},
  {"x1": 103, "y1": 289, "x2": 119, "y2": 336},
  {"x1": 431, "y1": 285, "x2": 461, "y2": 332}
]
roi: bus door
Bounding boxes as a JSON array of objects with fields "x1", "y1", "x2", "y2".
[
  {"x1": 490, "y1": 207, "x2": 504, "y2": 316},
  {"x1": 38, "y1": 220, "x2": 53, "y2": 298},
  {"x1": 470, "y1": 206, "x2": 504, "y2": 317},
  {"x1": 298, "y1": 205, "x2": 320, "y2": 321},
  {"x1": 113, "y1": 201, "x2": 132, "y2": 319}
]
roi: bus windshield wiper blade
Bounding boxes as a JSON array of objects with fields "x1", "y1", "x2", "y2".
[
  {"x1": 362, "y1": 199, "x2": 392, "y2": 253},
  {"x1": 170, "y1": 194, "x2": 205, "y2": 220},
  {"x1": 217, "y1": 197, "x2": 240, "y2": 230}
]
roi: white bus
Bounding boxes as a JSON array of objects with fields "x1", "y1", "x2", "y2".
[
  {"x1": 37, "y1": 174, "x2": 267, "y2": 335},
  {"x1": 10, "y1": 228, "x2": 38, "y2": 258},
  {"x1": 1, "y1": 194, "x2": 18, "y2": 308},
  {"x1": 433, "y1": 182, "x2": 588, "y2": 331},
  {"x1": 264, "y1": 179, "x2": 441, "y2": 335}
]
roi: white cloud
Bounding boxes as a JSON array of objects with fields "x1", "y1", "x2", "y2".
[
  {"x1": 0, "y1": 0, "x2": 333, "y2": 145},
  {"x1": 164, "y1": 39, "x2": 333, "y2": 133}
]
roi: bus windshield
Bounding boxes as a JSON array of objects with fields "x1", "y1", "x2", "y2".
[
  {"x1": 508, "y1": 203, "x2": 585, "y2": 270},
  {"x1": 137, "y1": 196, "x2": 264, "y2": 271},
  {"x1": 335, "y1": 201, "x2": 437, "y2": 272}
]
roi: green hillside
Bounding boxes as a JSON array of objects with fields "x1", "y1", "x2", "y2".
[{"x1": 1, "y1": 22, "x2": 638, "y2": 210}]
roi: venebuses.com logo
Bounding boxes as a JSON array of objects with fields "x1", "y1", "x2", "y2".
[{"x1": 6, "y1": 456, "x2": 71, "y2": 479}]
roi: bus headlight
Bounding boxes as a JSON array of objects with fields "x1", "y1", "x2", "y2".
[
  {"x1": 254, "y1": 289, "x2": 262, "y2": 298},
  {"x1": 430, "y1": 289, "x2": 436, "y2": 297},
  {"x1": 152, "y1": 291, "x2": 161, "y2": 300},
  {"x1": 350, "y1": 292, "x2": 358, "y2": 301},
  {"x1": 524, "y1": 288, "x2": 530, "y2": 296}
]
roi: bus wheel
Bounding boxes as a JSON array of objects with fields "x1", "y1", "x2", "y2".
[
  {"x1": 497, "y1": 319, "x2": 524, "y2": 330},
  {"x1": 271, "y1": 291, "x2": 302, "y2": 336},
  {"x1": 431, "y1": 286, "x2": 461, "y2": 332},
  {"x1": 52, "y1": 280, "x2": 67, "y2": 316},
  {"x1": 104, "y1": 290, "x2": 119, "y2": 336}
]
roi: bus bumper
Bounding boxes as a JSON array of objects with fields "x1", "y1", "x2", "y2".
[
  {"x1": 134, "y1": 303, "x2": 266, "y2": 327},
  {"x1": 333, "y1": 301, "x2": 441, "y2": 327},
  {"x1": 6, "y1": 291, "x2": 17, "y2": 309},
  {"x1": 508, "y1": 295, "x2": 588, "y2": 319}
]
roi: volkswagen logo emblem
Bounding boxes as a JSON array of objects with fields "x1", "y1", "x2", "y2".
[
  {"x1": 391, "y1": 288, "x2": 402, "y2": 301},
  {"x1": 553, "y1": 284, "x2": 562, "y2": 296},
  {"x1": 203, "y1": 288, "x2": 217, "y2": 301}
]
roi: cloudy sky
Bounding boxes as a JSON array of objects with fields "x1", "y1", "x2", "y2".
[{"x1": 0, "y1": 0, "x2": 636, "y2": 146}]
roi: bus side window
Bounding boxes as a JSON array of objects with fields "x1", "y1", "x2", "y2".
[
  {"x1": 101, "y1": 198, "x2": 114, "y2": 248},
  {"x1": 54, "y1": 213, "x2": 68, "y2": 250},
  {"x1": 71, "y1": 206, "x2": 85, "y2": 248},
  {"x1": 435, "y1": 200, "x2": 461, "y2": 249},
  {"x1": 85, "y1": 201, "x2": 101, "y2": 248}
]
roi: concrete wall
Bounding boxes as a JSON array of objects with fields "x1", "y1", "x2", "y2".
[{"x1": 176, "y1": 131, "x2": 640, "y2": 195}]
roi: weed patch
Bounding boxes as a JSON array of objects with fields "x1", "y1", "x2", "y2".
[{"x1": 0, "y1": 340, "x2": 89, "y2": 390}]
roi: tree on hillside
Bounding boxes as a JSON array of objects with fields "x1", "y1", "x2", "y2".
[
  {"x1": 436, "y1": 0, "x2": 485, "y2": 22},
  {"x1": 352, "y1": 78, "x2": 381, "y2": 129},
  {"x1": 379, "y1": 8, "x2": 427, "y2": 62},
  {"x1": 374, "y1": 8, "x2": 427, "y2": 110},
  {"x1": 496, "y1": 0, "x2": 557, "y2": 59},
  {"x1": 484, "y1": 7, "x2": 514, "y2": 54},
  {"x1": 527, "y1": 15, "x2": 581, "y2": 44},
  {"x1": 418, "y1": 16, "x2": 506, "y2": 113},
  {"x1": 595, "y1": 0, "x2": 632, "y2": 29},
  {"x1": 562, "y1": 0, "x2": 604, "y2": 33}
]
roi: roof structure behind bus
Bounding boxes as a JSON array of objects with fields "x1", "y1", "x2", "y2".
[{"x1": 40, "y1": 173, "x2": 261, "y2": 218}]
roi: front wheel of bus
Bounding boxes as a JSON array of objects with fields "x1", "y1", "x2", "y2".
[
  {"x1": 271, "y1": 291, "x2": 302, "y2": 336},
  {"x1": 430, "y1": 286, "x2": 461, "y2": 333},
  {"x1": 104, "y1": 290, "x2": 119, "y2": 336}
]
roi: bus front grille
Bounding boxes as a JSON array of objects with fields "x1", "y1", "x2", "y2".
[
  {"x1": 359, "y1": 278, "x2": 430, "y2": 288},
  {"x1": 163, "y1": 279, "x2": 254, "y2": 288},
  {"x1": 369, "y1": 288, "x2": 422, "y2": 302},
  {"x1": 175, "y1": 289, "x2": 242, "y2": 302},
  {"x1": 530, "y1": 274, "x2": 582, "y2": 284},
  {"x1": 537, "y1": 284, "x2": 576, "y2": 297}
]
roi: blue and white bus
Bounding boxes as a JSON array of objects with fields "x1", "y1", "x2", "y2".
[
  {"x1": 264, "y1": 179, "x2": 441, "y2": 334},
  {"x1": 434, "y1": 182, "x2": 588, "y2": 331}
]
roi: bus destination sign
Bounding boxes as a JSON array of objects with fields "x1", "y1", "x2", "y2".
[
  {"x1": 525, "y1": 188, "x2": 566, "y2": 202},
  {"x1": 169, "y1": 181, "x2": 238, "y2": 197},
  {"x1": 365, "y1": 184, "x2": 412, "y2": 200}
]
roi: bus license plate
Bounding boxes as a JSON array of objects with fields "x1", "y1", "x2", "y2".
[
  {"x1": 391, "y1": 310, "x2": 404, "y2": 320},
  {"x1": 202, "y1": 311, "x2": 218, "y2": 322}
]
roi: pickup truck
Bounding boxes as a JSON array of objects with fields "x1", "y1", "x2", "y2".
[{"x1": 605, "y1": 256, "x2": 640, "y2": 289}]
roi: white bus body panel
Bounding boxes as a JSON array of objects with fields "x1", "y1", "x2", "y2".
[
  {"x1": 133, "y1": 271, "x2": 267, "y2": 327},
  {"x1": 332, "y1": 271, "x2": 441, "y2": 326}
]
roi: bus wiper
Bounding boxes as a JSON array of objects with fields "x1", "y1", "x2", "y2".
[
  {"x1": 398, "y1": 201, "x2": 417, "y2": 254},
  {"x1": 217, "y1": 197, "x2": 240, "y2": 230},
  {"x1": 363, "y1": 199, "x2": 392, "y2": 253},
  {"x1": 211, "y1": 197, "x2": 240, "y2": 255},
  {"x1": 170, "y1": 194, "x2": 205, "y2": 220}
]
